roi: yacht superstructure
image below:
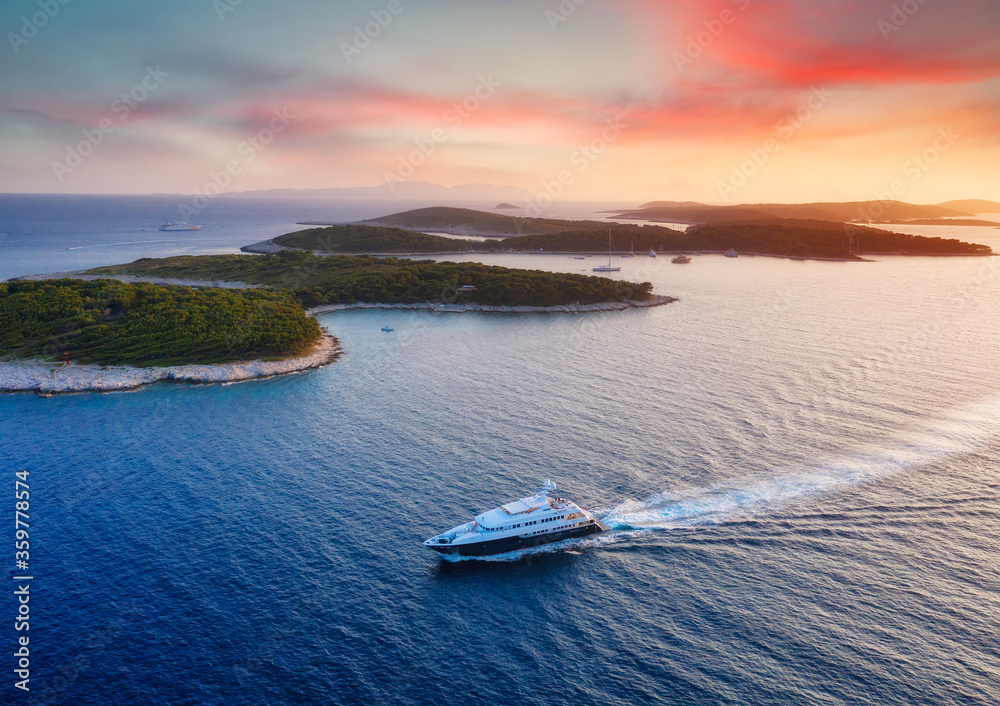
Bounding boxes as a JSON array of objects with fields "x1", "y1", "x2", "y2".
[{"x1": 423, "y1": 480, "x2": 609, "y2": 557}]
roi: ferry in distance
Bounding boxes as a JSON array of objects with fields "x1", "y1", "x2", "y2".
[
  {"x1": 159, "y1": 222, "x2": 201, "y2": 231},
  {"x1": 423, "y1": 480, "x2": 609, "y2": 557}
]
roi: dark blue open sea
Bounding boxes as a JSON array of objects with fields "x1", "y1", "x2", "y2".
[{"x1": 2, "y1": 195, "x2": 999, "y2": 704}]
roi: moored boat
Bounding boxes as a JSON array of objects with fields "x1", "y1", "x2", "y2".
[
  {"x1": 724, "y1": 248, "x2": 738, "y2": 258},
  {"x1": 159, "y1": 221, "x2": 201, "y2": 231},
  {"x1": 423, "y1": 480, "x2": 609, "y2": 557},
  {"x1": 593, "y1": 228, "x2": 622, "y2": 272},
  {"x1": 671, "y1": 255, "x2": 691, "y2": 263}
]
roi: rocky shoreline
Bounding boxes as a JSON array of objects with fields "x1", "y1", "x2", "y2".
[
  {"x1": 0, "y1": 335, "x2": 341, "y2": 394},
  {"x1": 5, "y1": 272, "x2": 672, "y2": 394},
  {"x1": 239, "y1": 239, "x2": 880, "y2": 262},
  {"x1": 13, "y1": 271, "x2": 266, "y2": 289},
  {"x1": 240, "y1": 240, "x2": 288, "y2": 254},
  {"x1": 306, "y1": 294, "x2": 676, "y2": 316}
]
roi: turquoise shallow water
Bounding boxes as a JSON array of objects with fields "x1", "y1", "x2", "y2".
[{"x1": 2, "y1": 196, "x2": 1000, "y2": 704}]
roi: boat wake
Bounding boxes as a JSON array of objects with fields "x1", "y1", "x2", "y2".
[
  {"x1": 602, "y1": 397, "x2": 1000, "y2": 533},
  {"x1": 442, "y1": 398, "x2": 1000, "y2": 561}
]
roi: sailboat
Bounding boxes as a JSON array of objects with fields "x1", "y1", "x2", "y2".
[
  {"x1": 592, "y1": 229, "x2": 621, "y2": 272},
  {"x1": 621, "y1": 240, "x2": 634, "y2": 258}
]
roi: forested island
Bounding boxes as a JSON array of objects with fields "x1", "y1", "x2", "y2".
[
  {"x1": 610, "y1": 199, "x2": 987, "y2": 224},
  {"x1": 4, "y1": 253, "x2": 664, "y2": 392},
  {"x1": 273, "y1": 224, "x2": 468, "y2": 253},
  {"x1": 87, "y1": 251, "x2": 656, "y2": 308},
  {"x1": 357, "y1": 206, "x2": 571, "y2": 237},
  {"x1": 261, "y1": 209, "x2": 992, "y2": 260},
  {"x1": 1, "y1": 279, "x2": 321, "y2": 366}
]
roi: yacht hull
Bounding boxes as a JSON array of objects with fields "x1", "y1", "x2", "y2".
[{"x1": 428, "y1": 521, "x2": 609, "y2": 557}]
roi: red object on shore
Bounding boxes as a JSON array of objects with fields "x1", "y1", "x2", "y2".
[{"x1": 64, "y1": 351, "x2": 70, "y2": 364}]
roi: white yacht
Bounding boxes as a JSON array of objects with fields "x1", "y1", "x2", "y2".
[
  {"x1": 593, "y1": 228, "x2": 621, "y2": 272},
  {"x1": 159, "y1": 222, "x2": 201, "y2": 231},
  {"x1": 423, "y1": 480, "x2": 609, "y2": 557}
]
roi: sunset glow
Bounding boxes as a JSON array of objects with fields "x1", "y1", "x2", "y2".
[{"x1": 2, "y1": 0, "x2": 997, "y2": 203}]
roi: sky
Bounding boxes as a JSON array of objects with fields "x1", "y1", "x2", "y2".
[{"x1": 1, "y1": 0, "x2": 998, "y2": 204}]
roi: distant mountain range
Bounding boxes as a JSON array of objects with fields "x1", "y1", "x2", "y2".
[
  {"x1": 221, "y1": 181, "x2": 534, "y2": 201},
  {"x1": 616, "y1": 199, "x2": 1000, "y2": 225},
  {"x1": 936, "y1": 199, "x2": 1000, "y2": 213}
]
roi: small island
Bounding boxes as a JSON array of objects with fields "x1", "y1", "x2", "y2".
[
  {"x1": 356, "y1": 206, "x2": 571, "y2": 237},
  {"x1": 85, "y1": 251, "x2": 661, "y2": 308},
  {"x1": 0, "y1": 278, "x2": 338, "y2": 393},
  {"x1": 247, "y1": 206, "x2": 993, "y2": 260},
  {"x1": 3, "y1": 252, "x2": 670, "y2": 393}
]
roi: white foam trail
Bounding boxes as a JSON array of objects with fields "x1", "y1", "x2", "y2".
[
  {"x1": 440, "y1": 399, "x2": 1000, "y2": 560},
  {"x1": 600, "y1": 398, "x2": 1000, "y2": 532}
]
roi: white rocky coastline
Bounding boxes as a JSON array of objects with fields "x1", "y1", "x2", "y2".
[
  {"x1": 13, "y1": 271, "x2": 266, "y2": 289},
  {"x1": 306, "y1": 294, "x2": 676, "y2": 316},
  {"x1": 0, "y1": 335, "x2": 341, "y2": 394},
  {"x1": 5, "y1": 272, "x2": 673, "y2": 394},
  {"x1": 240, "y1": 240, "x2": 288, "y2": 254}
]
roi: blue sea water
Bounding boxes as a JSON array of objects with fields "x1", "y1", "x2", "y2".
[{"x1": 2, "y1": 196, "x2": 1000, "y2": 704}]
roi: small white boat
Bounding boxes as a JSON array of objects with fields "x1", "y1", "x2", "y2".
[
  {"x1": 381, "y1": 325, "x2": 394, "y2": 332},
  {"x1": 724, "y1": 249, "x2": 738, "y2": 258},
  {"x1": 671, "y1": 255, "x2": 691, "y2": 264},
  {"x1": 159, "y1": 222, "x2": 201, "y2": 231},
  {"x1": 648, "y1": 250, "x2": 657, "y2": 258}
]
